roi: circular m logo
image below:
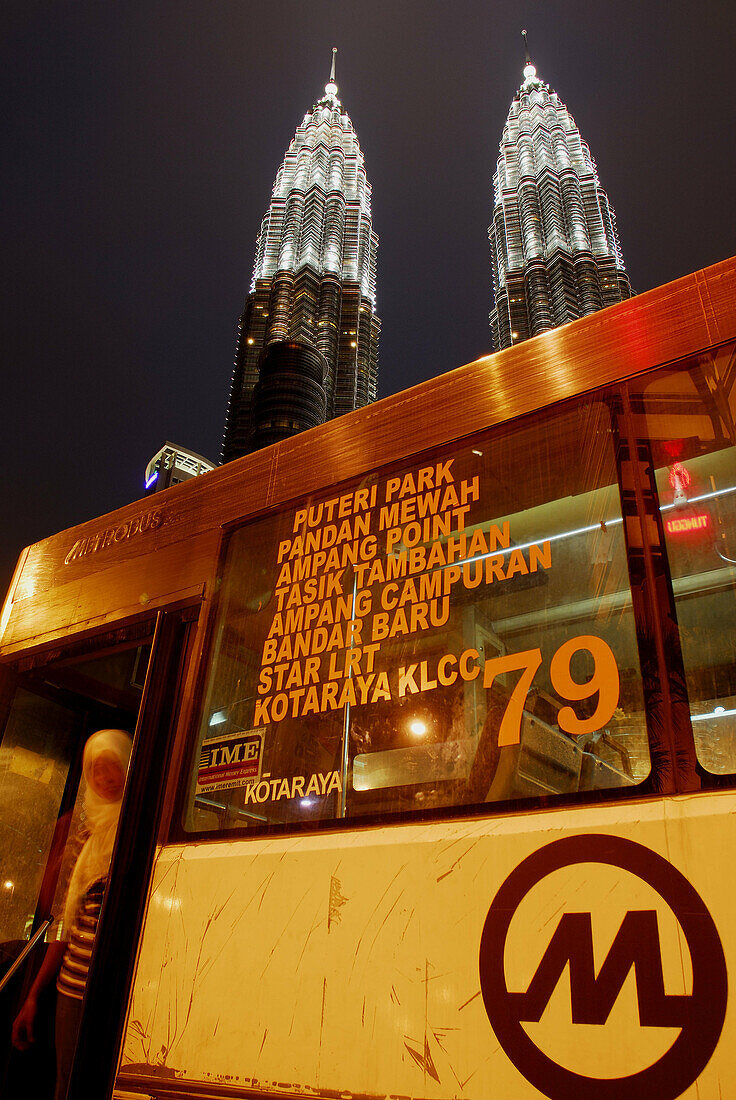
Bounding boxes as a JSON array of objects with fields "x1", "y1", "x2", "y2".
[{"x1": 479, "y1": 834, "x2": 727, "y2": 1099}]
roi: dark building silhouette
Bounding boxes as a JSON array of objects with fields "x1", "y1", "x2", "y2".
[
  {"x1": 223, "y1": 51, "x2": 379, "y2": 461},
  {"x1": 489, "y1": 34, "x2": 632, "y2": 350},
  {"x1": 249, "y1": 341, "x2": 327, "y2": 451}
]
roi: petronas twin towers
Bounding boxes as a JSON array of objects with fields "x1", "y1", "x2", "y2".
[
  {"x1": 222, "y1": 51, "x2": 379, "y2": 462},
  {"x1": 489, "y1": 38, "x2": 632, "y2": 349},
  {"x1": 222, "y1": 42, "x2": 632, "y2": 462}
]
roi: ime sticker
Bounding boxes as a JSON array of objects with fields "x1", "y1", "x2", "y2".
[{"x1": 196, "y1": 730, "x2": 263, "y2": 794}]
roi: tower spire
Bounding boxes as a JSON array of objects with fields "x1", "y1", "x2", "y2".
[
  {"x1": 325, "y1": 46, "x2": 339, "y2": 101},
  {"x1": 521, "y1": 29, "x2": 538, "y2": 84}
]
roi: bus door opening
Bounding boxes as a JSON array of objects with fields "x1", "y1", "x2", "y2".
[{"x1": 0, "y1": 630, "x2": 152, "y2": 1099}]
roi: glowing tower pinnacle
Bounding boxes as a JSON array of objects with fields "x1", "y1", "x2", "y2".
[
  {"x1": 488, "y1": 33, "x2": 632, "y2": 350},
  {"x1": 223, "y1": 50, "x2": 380, "y2": 461}
]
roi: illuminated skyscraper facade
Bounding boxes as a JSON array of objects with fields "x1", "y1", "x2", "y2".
[
  {"x1": 489, "y1": 39, "x2": 632, "y2": 350},
  {"x1": 223, "y1": 52, "x2": 380, "y2": 461}
]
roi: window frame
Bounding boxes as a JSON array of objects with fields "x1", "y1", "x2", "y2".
[{"x1": 169, "y1": 373, "x2": 712, "y2": 844}]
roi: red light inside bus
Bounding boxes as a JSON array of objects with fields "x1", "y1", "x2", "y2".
[
  {"x1": 665, "y1": 513, "x2": 711, "y2": 535},
  {"x1": 669, "y1": 462, "x2": 692, "y2": 491}
]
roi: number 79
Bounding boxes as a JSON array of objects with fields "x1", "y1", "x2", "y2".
[{"x1": 484, "y1": 635, "x2": 620, "y2": 746}]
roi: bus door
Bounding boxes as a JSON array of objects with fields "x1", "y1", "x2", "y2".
[{"x1": 0, "y1": 607, "x2": 198, "y2": 1100}]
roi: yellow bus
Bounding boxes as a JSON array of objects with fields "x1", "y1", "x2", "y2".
[{"x1": 1, "y1": 256, "x2": 736, "y2": 1100}]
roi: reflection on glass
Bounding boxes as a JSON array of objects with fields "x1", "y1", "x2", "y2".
[
  {"x1": 0, "y1": 643, "x2": 148, "y2": 953},
  {"x1": 0, "y1": 693, "x2": 76, "y2": 945},
  {"x1": 635, "y1": 341, "x2": 736, "y2": 774},
  {"x1": 186, "y1": 395, "x2": 649, "y2": 832},
  {"x1": 0, "y1": 641, "x2": 149, "y2": 1099}
]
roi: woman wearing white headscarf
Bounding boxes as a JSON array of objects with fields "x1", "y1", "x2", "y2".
[{"x1": 12, "y1": 729, "x2": 132, "y2": 1100}]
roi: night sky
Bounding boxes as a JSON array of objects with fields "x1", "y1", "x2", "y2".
[{"x1": 4, "y1": 0, "x2": 736, "y2": 591}]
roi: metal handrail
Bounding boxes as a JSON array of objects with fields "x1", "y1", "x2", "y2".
[{"x1": 0, "y1": 919, "x2": 51, "y2": 995}]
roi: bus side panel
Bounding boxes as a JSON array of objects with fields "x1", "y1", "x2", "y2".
[{"x1": 117, "y1": 796, "x2": 735, "y2": 1098}]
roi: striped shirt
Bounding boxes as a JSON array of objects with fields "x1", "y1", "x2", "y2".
[{"x1": 56, "y1": 878, "x2": 106, "y2": 1001}]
